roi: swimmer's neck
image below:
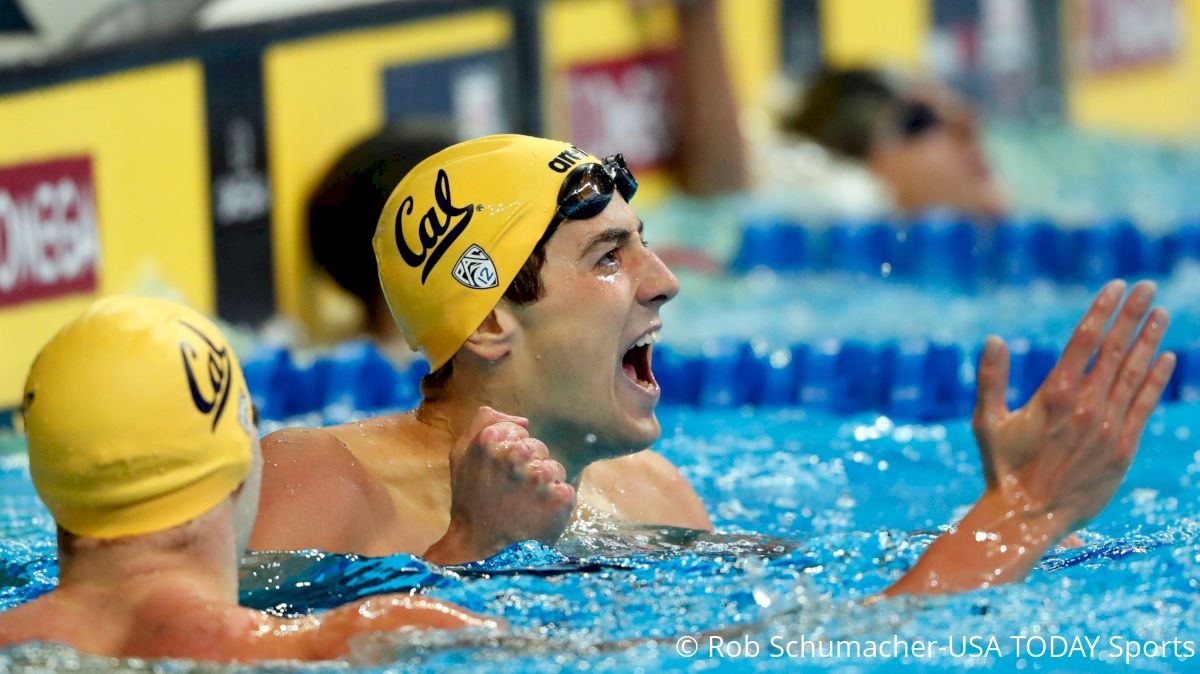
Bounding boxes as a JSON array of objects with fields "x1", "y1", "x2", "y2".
[{"x1": 55, "y1": 501, "x2": 240, "y2": 604}]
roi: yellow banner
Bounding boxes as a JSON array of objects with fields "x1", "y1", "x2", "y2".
[
  {"x1": 0, "y1": 61, "x2": 212, "y2": 409},
  {"x1": 263, "y1": 10, "x2": 512, "y2": 326}
]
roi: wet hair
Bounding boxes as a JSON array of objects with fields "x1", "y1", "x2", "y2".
[
  {"x1": 308, "y1": 125, "x2": 455, "y2": 327},
  {"x1": 420, "y1": 218, "x2": 562, "y2": 397},
  {"x1": 780, "y1": 67, "x2": 907, "y2": 160}
]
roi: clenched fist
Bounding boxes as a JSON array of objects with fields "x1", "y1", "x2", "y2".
[{"x1": 424, "y1": 407, "x2": 576, "y2": 565}]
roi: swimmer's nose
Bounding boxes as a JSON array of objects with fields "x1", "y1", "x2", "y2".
[{"x1": 638, "y1": 247, "x2": 680, "y2": 306}]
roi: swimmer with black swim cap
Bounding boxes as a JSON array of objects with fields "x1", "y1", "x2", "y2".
[{"x1": 0, "y1": 296, "x2": 496, "y2": 661}]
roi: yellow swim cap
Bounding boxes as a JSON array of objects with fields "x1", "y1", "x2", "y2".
[
  {"x1": 374, "y1": 134, "x2": 600, "y2": 370},
  {"x1": 23, "y1": 296, "x2": 255, "y2": 539}
]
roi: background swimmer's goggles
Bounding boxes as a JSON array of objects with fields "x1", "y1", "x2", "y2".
[
  {"x1": 553, "y1": 154, "x2": 638, "y2": 222},
  {"x1": 897, "y1": 101, "x2": 942, "y2": 140}
]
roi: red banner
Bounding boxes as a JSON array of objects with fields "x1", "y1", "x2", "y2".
[
  {"x1": 562, "y1": 51, "x2": 680, "y2": 172},
  {"x1": 0, "y1": 156, "x2": 99, "y2": 308},
  {"x1": 1078, "y1": 0, "x2": 1181, "y2": 73}
]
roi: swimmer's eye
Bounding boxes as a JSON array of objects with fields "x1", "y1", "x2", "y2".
[
  {"x1": 251, "y1": 404, "x2": 261, "y2": 428},
  {"x1": 597, "y1": 246, "x2": 621, "y2": 271}
]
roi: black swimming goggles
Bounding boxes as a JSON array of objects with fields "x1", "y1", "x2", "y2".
[
  {"x1": 896, "y1": 101, "x2": 943, "y2": 140},
  {"x1": 553, "y1": 154, "x2": 638, "y2": 223}
]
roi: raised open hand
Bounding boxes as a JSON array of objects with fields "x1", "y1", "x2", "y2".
[
  {"x1": 971, "y1": 280, "x2": 1175, "y2": 537},
  {"x1": 425, "y1": 406, "x2": 576, "y2": 565},
  {"x1": 883, "y1": 280, "x2": 1176, "y2": 596}
]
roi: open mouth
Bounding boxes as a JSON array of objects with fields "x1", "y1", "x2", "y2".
[{"x1": 622, "y1": 330, "x2": 660, "y2": 392}]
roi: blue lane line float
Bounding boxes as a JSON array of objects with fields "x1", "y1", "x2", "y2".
[
  {"x1": 825, "y1": 218, "x2": 895, "y2": 277},
  {"x1": 989, "y1": 218, "x2": 1067, "y2": 283},
  {"x1": 1176, "y1": 347, "x2": 1200, "y2": 403},
  {"x1": 886, "y1": 339, "x2": 971, "y2": 421},
  {"x1": 730, "y1": 214, "x2": 1197, "y2": 284},
  {"x1": 1163, "y1": 222, "x2": 1200, "y2": 270},
  {"x1": 243, "y1": 339, "x2": 1192, "y2": 423},
  {"x1": 243, "y1": 342, "x2": 428, "y2": 423},
  {"x1": 241, "y1": 345, "x2": 287, "y2": 419},
  {"x1": 322, "y1": 341, "x2": 422, "y2": 412},
  {"x1": 757, "y1": 343, "x2": 802, "y2": 407},
  {"x1": 695, "y1": 340, "x2": 739, "y2": 407},
  {"x1": 730, "y1": 216, "x2": 808, "y2": 273},
  {"x1": 1028, "y1": 219, "x2": 1072, "y2": 280},
  {"x1": 655, "y1": 344, "x2": 703, "y2": 406},
  {"x1": 895, "y1": 214, "x2": 979, "y2": 285}
]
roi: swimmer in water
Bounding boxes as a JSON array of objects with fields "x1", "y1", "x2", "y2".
[
  {"x1": 0, "y1": 297, "x2": 497, "y2": 661},
  {"x1": 250, "y1": 135, "x2": 1175, "y2": 595},
  {"x1": 781, "y1": 67, "x2": 1007, "y2": 219}
]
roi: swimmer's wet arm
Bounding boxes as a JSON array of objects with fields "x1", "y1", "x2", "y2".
[
  {"x1": 883, "y1": 280, "x2": 1175, "y2": 596},
  {"x1": 0, "y1": 609, "x2": 31, "y2": 647},
  {"x1": 288, "y1": 594, "x2": 502, "y2": 660},
  {"x1": 249, "y1": 429, "x2": 400, "y2": 555},
  {"x1": 155, "y1": 596, "x2": 497, "y2": 661},
  {"x1": 880, "y1": 488, "x2": 1067, "y2": 596}
]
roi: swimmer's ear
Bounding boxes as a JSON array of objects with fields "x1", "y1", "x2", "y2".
[{"x1": 461, "y1": 307, "x2": 516, "y2": 363}]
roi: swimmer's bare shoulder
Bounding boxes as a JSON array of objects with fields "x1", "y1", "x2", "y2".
[
  {"x1": 581, "y1": 450, "x2": 712, "y2": 530},
  {"x1": 250, "y1": 425, "x2": 401, "y2": 555}
]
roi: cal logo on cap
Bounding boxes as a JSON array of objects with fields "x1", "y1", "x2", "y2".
[
  {"x1": 374, "y1": 134, "x2": 602, "y2": 370},
  {"x1": 178, "y1": 320, "x2": 234, "y2": 432},
  {"x1": 23, "y1": 296, "x2": 253, "y2": 540},
  {"x1": 393, "y1": 168, "x2": 474, "y2": 284}
]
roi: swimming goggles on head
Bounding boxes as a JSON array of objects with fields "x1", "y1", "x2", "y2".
[
  {"x1": 896, "y1": 101, "x2": 943, "y2": 140},
  {"x1": 554, "y1": 154, "x2": 638, "y2": 222}
]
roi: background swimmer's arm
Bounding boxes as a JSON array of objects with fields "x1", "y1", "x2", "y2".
[
  {"x1": 625, "y1": 0, "x2": 747, "y2": 196},
  {"x1": 672, "y1": 0, "x2": 749, "y2": 195},
  {"x1": 249, "y1": 429, "x2": 399, "y2": 555},
  {"x1": 883, "y1": 280, "x2": 1174, "y2": 596}
]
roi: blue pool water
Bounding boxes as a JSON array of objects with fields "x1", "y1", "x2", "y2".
[
  {"x1": 661, "y1": 264, "x2": 1200, "y2": 351},
  {"x1": 2, "y1": 279, "x2": 1198, "y2": 672},
  {"x1": 3, "y1": 400, "x2": 1199, "y2": 672}
]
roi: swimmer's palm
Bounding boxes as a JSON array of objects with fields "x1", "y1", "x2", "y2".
[{"x1": 970, "y1": 282, "x2": 1174, "y2": 535}]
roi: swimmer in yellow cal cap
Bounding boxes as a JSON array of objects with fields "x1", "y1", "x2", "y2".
[
  {"x1": 0, "y1": 296, "x2": 497, "y2": 661},
  {"x1": 253, "y1": 134, "x2": 1174, "y2": 597}
]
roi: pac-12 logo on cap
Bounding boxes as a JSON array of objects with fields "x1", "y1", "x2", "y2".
[{"x1": 452, "y1": 244, "x2": 499, "y2": 289}]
